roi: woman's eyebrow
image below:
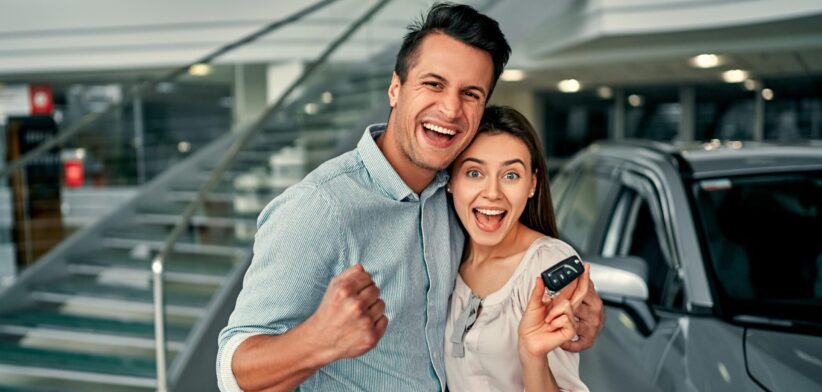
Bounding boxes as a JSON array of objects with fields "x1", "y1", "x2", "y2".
[
  {"x1": 459, "y1": 157, "x2": 485, "y2": 166},
  {"x1": 503, "y1": 159, "x2": 526, "y2": 167}
]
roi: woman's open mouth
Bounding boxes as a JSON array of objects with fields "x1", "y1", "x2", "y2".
[{"x1": 473, "y1": 207, "x2": 507, "y2": 232}]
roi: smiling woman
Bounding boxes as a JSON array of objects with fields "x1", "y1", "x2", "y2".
[{"x1": 444, "y1": 105, "x2": 589, "y2": 392}]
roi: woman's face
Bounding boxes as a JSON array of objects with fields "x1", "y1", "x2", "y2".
[{"x1": 450, "y1": 132, "x2": 536, "y2": 247}]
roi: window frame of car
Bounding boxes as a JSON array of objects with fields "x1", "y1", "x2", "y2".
[
  {"x1": 553, "y1": 157, "x2": 621, "y2": 255},
  {"x1": 602, "y1": 161, "x2": 688, "y2": 312}
]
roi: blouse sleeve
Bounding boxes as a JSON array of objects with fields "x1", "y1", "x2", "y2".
[{"x1": 514, "y1": 238, "x2": 581, "y2": 319}]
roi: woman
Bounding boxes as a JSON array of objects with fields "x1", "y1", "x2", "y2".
[{"x1": 445, "y1": 106, "x2": 589, "y2": 391}]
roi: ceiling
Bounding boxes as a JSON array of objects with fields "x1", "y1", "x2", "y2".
[{"x1": 1, "y1": 0, "x2": 821, "y2": 93}]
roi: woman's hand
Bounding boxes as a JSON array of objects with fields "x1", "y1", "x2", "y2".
[{"x1": 518, "y1": 277, "x2": 578, "y2": 359}]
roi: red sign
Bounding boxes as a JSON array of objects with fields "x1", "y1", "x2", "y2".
[
  {"x1": 29, "y1": 85, "x2": 53, "y2": 115},
  {"x1": 64, "y1": 160, "x2": 84, "y2": 187}
]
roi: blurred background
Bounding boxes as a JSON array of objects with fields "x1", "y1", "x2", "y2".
[{"x1": 0, "y1": 0, "x2": 820, "y2": 391}]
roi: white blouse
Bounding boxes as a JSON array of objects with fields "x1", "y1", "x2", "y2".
[{"x1": 444, "y1": 236, "x2": 589, "y2": 392}]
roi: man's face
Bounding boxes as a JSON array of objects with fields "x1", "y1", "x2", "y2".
[{"x1": 387, "y1": 33, "x2": 494, "y2": 171}]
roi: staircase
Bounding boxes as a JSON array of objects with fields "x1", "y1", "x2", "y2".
[{"x1": 0, "y1": 69, "x2": 390, "y2": 391}]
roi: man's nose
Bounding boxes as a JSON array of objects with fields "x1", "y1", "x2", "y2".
[{"x1": 439, "y1": 90, "x2": 462, "y2": 119}]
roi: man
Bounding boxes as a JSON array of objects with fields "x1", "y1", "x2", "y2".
[{"x1": 218, "y1": 4, "x2": 603, "y2": 391}]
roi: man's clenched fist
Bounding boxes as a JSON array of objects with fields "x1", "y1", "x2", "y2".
[{"x1": 305, "y1": 264, "x2": 388, "y2": 364}]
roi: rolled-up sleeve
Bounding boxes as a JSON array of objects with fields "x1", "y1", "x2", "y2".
[{"x1": 217, "y1": 183, "x2": 344, "y2": 391}]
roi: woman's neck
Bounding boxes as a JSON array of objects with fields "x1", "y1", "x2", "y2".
[{"x1": 466, "y1": 223, "x2": 527, "y2": 266}]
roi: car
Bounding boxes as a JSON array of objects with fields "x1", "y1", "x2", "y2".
[{"x1": 550, "y1": 140, "x2": 822, "y2": 391}]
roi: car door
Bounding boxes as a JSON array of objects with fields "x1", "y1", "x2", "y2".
[{"x1": 580, "y1": 166, "x2": 689, "y2": 392}]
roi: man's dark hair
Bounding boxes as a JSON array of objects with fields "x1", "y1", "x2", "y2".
[{"x1": 394, "y1": 2, "x2": 511, "y2": 98}]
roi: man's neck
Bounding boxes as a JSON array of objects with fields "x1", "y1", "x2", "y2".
[{"x1": 375, "y1": 125, "x2": 437, "y2": 195}]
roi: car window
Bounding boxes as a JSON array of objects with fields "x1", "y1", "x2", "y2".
[
  {"x1": 692, "y1": 172, "x2": 822, "y2": 324},
  {"x1": 557, "y1": 169, "x2": 616, "y2": 252},
  {"x1": 623, "y1": 195, "x2": 673, "y2": 307}
]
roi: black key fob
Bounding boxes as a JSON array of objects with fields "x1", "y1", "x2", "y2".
[{"x1": 540, "y1": 255, "x2": 583, "y2": 296}]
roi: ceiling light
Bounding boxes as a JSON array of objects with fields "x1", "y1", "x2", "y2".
[
  {"x1": 761, "y1": 88, "x2": 774, "y2": 101},
  {"x1": 690, "y1": 54, "x2": 721, "y2": 68},
  {"x1": 557, "y1": 79, "x2": 581, "y2": 93},
  {"x1": 721, "y1": 69, "x2": 749, "y2": 83},
  {"x1": 743, "y1": 79, "x2": 759, "y2": 91},
  {"x1": 188, "y1": 63, "x2": 212, "y2": 76},
  {"x1": 178, "y1": 141, "x2": 191, "y2": 153},
  {"x1": 628, "y1": 94, "x2": 643, "y2": 107},
  {"x1": 500, "y1": 69, "x2": 526, "y2": 82},
  {"x1": 304, "y1": 103, "x2": 319, "y2": 115},
  {"x1": 597, "y1": 86, "x2": 613, "y2": 99},
  {"x1": 321, "y1": 91, "x2": 333, "y2": 104}
]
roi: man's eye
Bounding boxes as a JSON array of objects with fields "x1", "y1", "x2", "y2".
[
  {"x1": 504, "y1": 172, "x2": 520, "y2": 180},
  {"x1": 424, "y1": 81, "x2": 442, "y2": 89},
  {"x1": 467, "y1": 170, "x2": 481, "y2": 178}
]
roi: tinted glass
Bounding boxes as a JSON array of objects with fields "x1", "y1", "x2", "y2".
[
  {"x1": 559, "y1": 171, "x2": 615, "y2": 252},
  {"x1": 693, "y1": 172, "x2": 822, "y2": 323}
]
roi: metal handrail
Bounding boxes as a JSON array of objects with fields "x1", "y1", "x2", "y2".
[
  {"x1": 150, "y1": 0, "x2": 391, "y2": 390},
  {"x1": 0, "y1": 0, "x2": 338, "y2": 181}
]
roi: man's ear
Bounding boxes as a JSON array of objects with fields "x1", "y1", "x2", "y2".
[{"x1": 388, "y1": 72, "x2": 401, "y2": 108}]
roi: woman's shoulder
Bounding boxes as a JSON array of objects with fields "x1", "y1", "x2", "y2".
[{"x1": 521, "y1": 235, "x2": 580, "y2": 273}]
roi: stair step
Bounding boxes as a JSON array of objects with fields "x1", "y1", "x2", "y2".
[
  {"x1": 30, "y1": 277, "x2": 214, "y2": 318},
  {"x1": 72, "y1": 248, "x2": 235, "y2": 276},
  {"x1": 0, "y1": 309, "x2": 189, "y2": 350},
  {"x1": 103, "y1": 224, "x2": 252, "y2": 250},
  {"x1": 0, "y1": 340, "x2": 156, "y2": 388},
  {"x1": 67, "y1": 249, "x2": 234, "y2": 285}
]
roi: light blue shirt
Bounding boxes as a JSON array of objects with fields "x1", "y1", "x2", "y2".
[{"x1": 217, "y1": 124, "x2": 464, "y2": 391}]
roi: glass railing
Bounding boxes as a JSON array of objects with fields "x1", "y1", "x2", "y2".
[
  {"x1": 0, "y1": 1, "x2": 500, "y2": 390},
  {"x1": 0, "y1": 0, "x2": 341, "y2": 280}
]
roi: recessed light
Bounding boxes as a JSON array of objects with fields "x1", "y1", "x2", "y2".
[
  {"x1": 628, "y1": 94, "x2": 643, "y2": 107},
  {"x1": 321, "y1": 91, "x2": 333, "y2": 104},
  {"x1": 743, "y1": 79, "x2": 759, "y2": 91},
  {"x1": 304, "y1": 103, "x2": 319, "y2": 115},
  {"x1": 761, "y1": 88, "x2": 774, "y2": 101},
  {"x1": 721, "y1": 69, "x2": 749, "y2": 83},
  {"x1": 690, "y1": 54, "x2": 721, "y2": 68},
  {"x1": 597, "y1": 86, "x2": 613, "y2": 99},
  {"x1": 557, "y1": 79, "x2": 581, "y2": 93},
  {"x1": 500, "y1": 69, "x2": 526, "y2": 82},
  {"x1": 188, "y1": 63, "x2": 212, "y2": 76}
]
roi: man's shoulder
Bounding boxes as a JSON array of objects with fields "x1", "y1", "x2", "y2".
[
  {"x1": 301, "y1": 149, "x2": 364, "y2": 188},
  {"x1": 261, "y1": 148, "x2": 366, "y2": 217}
]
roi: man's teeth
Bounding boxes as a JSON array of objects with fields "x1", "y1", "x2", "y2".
[
  {"x1": 423, "y1": 123, "x2": 456, "y2": 136},
  {"x1": 476, "y1": 208, "x2": 505, "y2": 216}
]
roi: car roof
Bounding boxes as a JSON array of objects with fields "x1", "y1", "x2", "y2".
[{"x1": 591, "y1": 139, "x2": 822, "y2": 178}]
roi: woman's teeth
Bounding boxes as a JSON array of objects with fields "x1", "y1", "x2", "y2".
[
  {"x1": 423, "y1": 123, "x2": 456, "y2": 136},
  {"x1": 475, "y1": 208, "x2": 505, "y2": 216}
]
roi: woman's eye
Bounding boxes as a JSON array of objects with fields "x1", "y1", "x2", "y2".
[
  {"x1": 466, "y1": 170, "x2": 481, "y2": 178},
  {"x1": 504, "y1": 172, "x2": 520, "y2": 180}
]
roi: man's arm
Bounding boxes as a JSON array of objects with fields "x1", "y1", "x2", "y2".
[
  {"x1": 561, "y1": 263, "x2": 604, "y2": 352},
  {"x1": 232, "y1": 264, "x2": 388, "y2": 392},
  {"x1": 218, "y1": 185, "x2": 386, "y2": 391}
]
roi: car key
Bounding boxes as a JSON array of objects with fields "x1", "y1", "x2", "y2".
[{"x1": 540, "y1": 255, "x2": 583, "y2": 297}]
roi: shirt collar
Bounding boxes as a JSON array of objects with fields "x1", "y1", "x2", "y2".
[{"x1": 357, "y1": 124, "x2": 449, "y2": 201}]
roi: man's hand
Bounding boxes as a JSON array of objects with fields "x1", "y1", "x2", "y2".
[
  {"x1": 304, "y1": 264, "x2": 388, "y2": 363},
  {"x1": 560, "y1": 262, "x2": 604, "y2": 352}
]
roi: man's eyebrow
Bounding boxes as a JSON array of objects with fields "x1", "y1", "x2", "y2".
[{"x1": 420, "y1": 73, "x2": 487, "y2": 97}]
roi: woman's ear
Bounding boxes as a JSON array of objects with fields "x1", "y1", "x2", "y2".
[{"x1": 529, "y1": 170, "x2": 538, "y2": 198}]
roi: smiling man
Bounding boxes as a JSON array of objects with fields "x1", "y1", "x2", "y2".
[{"x1": 217, "y1": 4, "x2": 600, "y2": 392}]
